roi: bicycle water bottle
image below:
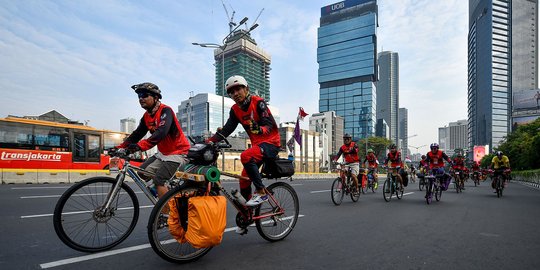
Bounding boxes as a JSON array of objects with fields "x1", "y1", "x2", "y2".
[
  {"x1": 231, "y1": 189, "x2": 247, "y2": 206},
  {"x1": 146, "y1": 181, "x2": 158, "y2": 197}
]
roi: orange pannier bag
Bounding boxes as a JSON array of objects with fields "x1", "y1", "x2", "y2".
[
  {"x1": 167, "y1": 195, "x2": 188, "y2": 243},
  {"x1": 184, "y1": 195, "x2": 227, "y2": 248}
]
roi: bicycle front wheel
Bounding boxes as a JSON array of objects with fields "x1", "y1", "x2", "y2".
[
  {"x1": 147, "y1": 185, "x2": 212, "y2": 263},
  {"x1": 53, "y1": 177, "x2": 139, "y2": 252},
  {"x1": 256, "y1": 181, "x2": 300, "y2": 242},
  {"x1": 435, "y1": 185, "x2": 442, "y2": 201},
  {"x1": 331, "y1": 177, "x2": 345, "y2": 205},
  {"x1": 383, "y1": 179, "x2": 392, "y2": 202}
]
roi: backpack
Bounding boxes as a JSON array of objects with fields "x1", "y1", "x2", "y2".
[{"x1": 261, "y1": 158, "x2": 295, "y2": 179}]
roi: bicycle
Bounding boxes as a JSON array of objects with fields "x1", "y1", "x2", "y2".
[
  {"x1": 146, "y1": 138, "x2": 299, "y2": 263},
  {"x1": 424, "y1": 169, "x2": 445, "y2": 204},
  {"x1": 382, "y1": 166, "x2": 403, "y2": 202},
  {"x1": 452, "y1": 169, "x2": 465, "y2": 193},
  {"x1": 417, "y1": 166, "x2": 428, "y2": 191},
  {"x1": 492, "y1": 169, "x2": 509, "y2": 198},
  {"x1": 53, "y1": 148, "x2": 172, "y2": 252},
  {"x1": 471, "y1": 171, "x2": 481, "y2": 186},
  {"x1": 364, "y1": 167, "x2": 378, "y2": 193},
  {"x1": 331, "y1": 162, "x2": 360, "y2": 205}
]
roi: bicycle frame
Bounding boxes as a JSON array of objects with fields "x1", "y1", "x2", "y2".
[{"x1": 337, "y1": 164, "x2": 354, "y2": 192}]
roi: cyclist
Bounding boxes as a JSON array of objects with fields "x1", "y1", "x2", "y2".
[
  {"x1": 424, "y1": 143, "x2": 453, "y2": 191},
  {"x1": 383, "y1": 144, "x2": 405, "y2": 191},
  {"x1": 471, "y1": 161, "x2": 481, "y2": 183},
  {"x1": 452, "y1": 153, "x2": 467, "y2": 190},
  {"x1": 409, "y1": 163, "x2": 417, "y2": 183},
  {"x1": 208, "y1": 75, "x2": 280, "y2": 208},
  {"x1": 362, "y1": 148, "x2": 379, "y2": 188},
  {"x1": 490, "y1": 151, "x2": 511, "y2": 192},
  {"x1": 116, "y1": 82, "x2": 191, "y2": 199},
  {"x1": 333, "y1": 133, "x2": 360, "y2": 194}
]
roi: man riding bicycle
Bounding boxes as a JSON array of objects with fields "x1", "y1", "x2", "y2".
[
  {"x1": 383, "y1": 144, "x2": 405, "y2": 191},
  {"x1": 451, "y1": 153, "x2": 466, "y2": 190},
  {"x1": 208, "y1": 75, "x2": 280, "y2": 210},
  {"x1": 333, "y1": 134, "x2": 360, "y2": 194},
  {"x1": 490, "y1": 151, "x2": 511, "y2": 192},
  {"x1": 424, "y1": 143, "x2": 453, "y2": 191},
  {"x1": 116, "y1": 82, "x2": 191, "y2": 199},
  {"x1": 362, "y1": 148, "x2": 379, "y2": 188}
]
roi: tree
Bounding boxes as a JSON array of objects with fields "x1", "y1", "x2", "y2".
[
  {"x1": 358, "y1": 136, "x2": 392, "y2": 161},
  {"x1": 496, "y1": 117, "x2": 540, "y2": 170}
]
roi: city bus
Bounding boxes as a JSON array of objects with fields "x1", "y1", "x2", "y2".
[{"x1": 0, "y1": 117, "x2": 134, "y2": 170}]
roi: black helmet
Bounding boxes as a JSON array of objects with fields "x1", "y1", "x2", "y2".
[
  {"x1": 343, "y1": 133, "x2": 352, "y2": 139},
  {"x1": 496, "y1": 151, "x2": 503, "y2": 156},
  {"x1": 430, "y1": 143, "x2": 439, "y2": 149},
  {"x1": 388, "y1": 144, "x2": 396, "y2": 149},
  {"x1": 421, "y1": 155, "x2": 426, "y2": 159},
  {"x1": 132, "y1": 82, "x2": 162, "y2": 99}
]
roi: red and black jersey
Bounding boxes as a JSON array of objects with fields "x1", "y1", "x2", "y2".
[
  {"x1": 425, "y1": 150, "x2": 451, "y2": 169},
  {"x1": 118, "y1": 104, "x2": 190, "y2": 155},
  {"x1": 384, "y1": 151, "x2": 403, "y2": 168},
  {"x1": 212, "y1": 95, "x2": 280, "y2": 147},
  {"x1": 363, "y1": 153, "x2": 378, "y2": 167},
  {"x1": 335, "y1": 142, "x2": 360, "y2": 163},
  {"x1": 452, "y1": 158, "x2": 466, "y2": 171}
]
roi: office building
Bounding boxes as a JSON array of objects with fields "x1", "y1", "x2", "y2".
[
  {"x1": 468, "y1": 0, "x2": 538, "y2": 150},
  {"x1": 439, "y1": 126, "x2": 450, "y2": 155},
  {"x1": 308, "y1": 111, "x2": 345, "y2": 168},
  {"x1": 449, "y1": 120, "x2": 468, "y2": 151},
  {"x1": 377, "y1": 51, "x2": 399, "y2": 145},
  {"x1": 120, "y1": 118, "x2": 136, "y2": 134},
  {"x1": 213, "y1": 30, "x2": 271, "y2": 101},
  {"x1": 177, "y1": 93, "x2": 279, "y2": 139},
  {"x1": 376, "y1": 118, "x2": 389, "y2": 139},
  {"x1": 317, "y1": 0, "x2": 378, "y2": 141},
  {"x1": 398, "y1": 108, "x2": 408, "y2": 157}
]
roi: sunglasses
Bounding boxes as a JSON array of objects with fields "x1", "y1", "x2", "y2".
[{"x1": 137, "y1": 92, "x2": 151, "y2": 99}]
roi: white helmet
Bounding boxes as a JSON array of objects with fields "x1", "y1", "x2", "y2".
[{"x1": 225, "y1": 75, "x2": 248, "y2": 93}]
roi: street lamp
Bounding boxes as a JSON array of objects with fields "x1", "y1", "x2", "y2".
[{"x1": 409, "y1": 144, "x2": 427, "y2": 161}]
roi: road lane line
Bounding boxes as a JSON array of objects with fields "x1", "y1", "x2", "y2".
[
  {"x1": 20, "y1": 205, "x2": 154, "y2": 219},
  {"x1": 39, "y1": 214, "x2": 305, "y2": 269},
  {"x1": 310, "y1": 190, "x2": 331, "y2": 194},
  {"x1": 21, "y1": 191, "x2": 146, "y2": 199}
]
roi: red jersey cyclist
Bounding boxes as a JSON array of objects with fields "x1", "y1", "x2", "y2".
[
  {"x1": 208, "y1": 75, "x2": 281, "y2": 211},
  {"x1": 333, "y1": 133, "x2": 361, "y2": 194},
  {"x1": 424, "y1": 143, "x2": 453, "y2": 190},
  {"x1": 451, "y1": 153, "x2": 467, "y2": 190},
  {"x1": 362, "y1": 148, "x2": 379, "y2": 188},
  {"x1": 383, "y1": 144, "x2": 405, "y2": 191}
]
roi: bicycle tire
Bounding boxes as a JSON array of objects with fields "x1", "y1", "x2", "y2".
[
  {"x1": 256, "y1": 182, "x2": 300, "y2": 242},
  {"x1": 383, "y1": 179, "x2": 392, "y2": 202},
  {"x1": 53, "y1": 176, "x2": 139, "y2": 252},
  {"x1": 425, "y1": 186, "x2": 432, "y2": 205},
  {"x1": 350, "y1": 182, "x2": 360, "y2": 202},
  {"x1": 396, "y1": 182, "x2": 403, "y2": 199},
  {"x1": 419, "y1": 178, "x2": 424, "y2": 191},
  {"x1": 435, "y1": 185, "x2": 442, "y2": 201},
  {"x1": 331, "y1": 177, "x2": 345, "y2": 205},
  {"x1": 147, "y1": 185, "x2": 212, "y2": 263}
]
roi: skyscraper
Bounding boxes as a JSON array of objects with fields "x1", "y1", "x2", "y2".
[
  {"x1": 468, "y1": 0, "x2": 538, "y2": 150},
  {"x1": 377, "y1": 51, "x2": 399, "y2": 145},
  {"x1": 120, "y1": 118, "x2": 136, "y2": 133},
  {"x1": 317, "y1": 0, "x2": 378, "y2": 141},
  {"x1": 214, "y1": 30, "x2": 271, "y2": 101},
  {"x1": 398, "y1": 107, "x2": 408, "y2": 157}
]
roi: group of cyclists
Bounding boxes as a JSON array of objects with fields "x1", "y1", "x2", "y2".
[
  {"x1": 333, "y1": 134, "x2": 512, "y2": 196},
  {"x1": 117, "y1": 75, "x2": 512, "y2": 213}
]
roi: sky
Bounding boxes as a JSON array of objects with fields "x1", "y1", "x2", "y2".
[{"x1": 0, "y1": 0, "x2": 469, "y2": 155}]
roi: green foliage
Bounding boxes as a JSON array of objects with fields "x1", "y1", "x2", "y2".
[
  {"x1": 480, "y1": 154, "x2": 494, "y2": 168},
  {"x1": 358, "y1": 136, "x2": 392, "y2": 161},
  {"x1": 496, "y1": 117, "x2": 540, "y2": 170}
]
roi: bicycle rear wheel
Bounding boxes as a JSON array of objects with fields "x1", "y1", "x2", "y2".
[
  {"x1": 435, "y1": 184, "x2": 442, "y2": 201},
  {"x1": 383, "y1": 179, "x2": 392, "y2": 202},
  {"x1": 350, "y1": 182, "x2": 360, "y2": 202},
  {"x1": 256, "y1": 182, "x2": 299, "y2": 241},
  {"x1": 147, "y1": 185, "x2": 212, "y2": 263},
  {"x1": 53, "y1": 177, "x2": 139, "y2": 252},
  {"x1": 331, "y1": 177, "x2": 345, "y2": 205},
  {"x1": 419, "y1": 178, "x2": 424, "y2": 191},
  {"x1": 396, "y1": 183, "x2": 403, "y2": 199}
]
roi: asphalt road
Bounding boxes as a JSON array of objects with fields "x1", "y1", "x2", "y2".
[{"x1": 1, "y1": 178, "x2": 539, "y2": 270}]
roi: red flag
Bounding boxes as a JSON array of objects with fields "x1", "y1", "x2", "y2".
[{"x1": 298, "y1": 107, "x2": 309, "y2": 121}]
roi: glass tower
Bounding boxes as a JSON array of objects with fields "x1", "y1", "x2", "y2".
[
  {"x1": 317, "y1": 0, "x2": 378, "y2": 141},
  {"x1": 377, "y1": 51, "x2": 399, "y2": 145},
  {"x1": 214, "y1": 30, "x2": 271, "y2": 102},
  {"x1": 468, "y1": 0, "x2": 538, "y2": 150}
]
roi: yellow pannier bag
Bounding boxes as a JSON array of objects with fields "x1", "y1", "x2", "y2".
[{"x1": 184, "y1": 195, "x2": 227, "y2": 248}]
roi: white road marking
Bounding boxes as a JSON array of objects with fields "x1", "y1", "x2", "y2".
[
  {"x1": 39, "y1": 214, "x2": 305, "y2": 269},
  {"x1": 20, "y1": 205, "x2": 154, "y2": 219},
  {"x1": 310, "y1": 190, "x2": 331, "y2": 194}
]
